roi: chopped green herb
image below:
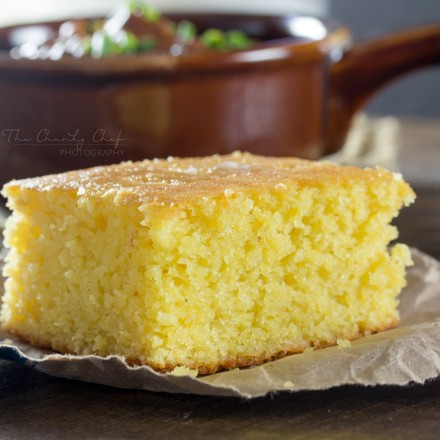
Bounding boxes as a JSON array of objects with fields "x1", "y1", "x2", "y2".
[
  {"x1": 175, "y1": 20, "x2": 197, "y2": 43},
  {"x1": 15, "y1": 1, "x2": 255, "y2": 60},
  {"x1": 201, "y1": 28, "x2": 252, "y2": 51},
  {"x1": 143, "y1": 5, "x2": 161, "y2": 22},
  {"x1": 201, "y1": 28, "x2": 226, "y2": 50},
  {"x1": 225, "y1": 30, "x2": 252, "y2": 50},
  {"x1": 80, "y1": 35, "x2": 92, "y2": 56},
  {"x1": 128, "y1": 0, "x2": 144, "y2": 15},
  {"x1": 120, "y1": 31, "x2": 139, "y2": 54},
  {"x1": 91, "y1": 31, "x2": 119, "y2": 58},
  {"x1": 129, "y1": 1, "x2": 161, "y2": 22},
  {"x1": 88, "y1": 28, "x2": 157, "y2": 57}
]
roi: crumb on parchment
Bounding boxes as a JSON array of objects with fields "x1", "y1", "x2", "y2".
[
  {"x1": 337, "y1": 338, "x2": 352, "y2": 348},
  {"x1": 170, "y1": 366, "x2": 199, "y2": 378}
]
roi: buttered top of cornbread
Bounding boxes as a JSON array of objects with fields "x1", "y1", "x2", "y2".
[{"x1": 3, "y1": 152, "x2": 413, "y2": 206}]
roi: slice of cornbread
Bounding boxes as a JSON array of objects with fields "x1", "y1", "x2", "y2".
[{"x1": 1, "y1": 152, "x2": 415, "y2": 374}]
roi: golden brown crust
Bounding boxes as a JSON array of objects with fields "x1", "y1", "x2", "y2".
[
  {"x1": 2, "y1": 152, "x2": 409, "y2": 207},
  {"x1": 3, "y1": 320, "x2": 398, "y2": 376}
]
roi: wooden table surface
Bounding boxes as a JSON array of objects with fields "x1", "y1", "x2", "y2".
[{"x1": 1, "y1": 119, "x2": 439, "y2": 440}]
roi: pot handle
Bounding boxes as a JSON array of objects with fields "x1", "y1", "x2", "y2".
[{"x1": 325, "y1": 24, "x2": 440, "y2": 155}]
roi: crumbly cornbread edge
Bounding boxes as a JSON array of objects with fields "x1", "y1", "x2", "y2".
[{"x1": 3, "y1": 320, "x2": 397, "y2": 375}]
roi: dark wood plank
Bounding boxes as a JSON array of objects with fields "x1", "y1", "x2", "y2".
[{"x1": 1, "y1": 359, "x2": 440, "y2": 440}]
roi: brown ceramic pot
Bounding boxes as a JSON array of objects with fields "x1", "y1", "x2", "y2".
[{"x1": 0, "y1": 14, "x2": 439, "y2": 187}]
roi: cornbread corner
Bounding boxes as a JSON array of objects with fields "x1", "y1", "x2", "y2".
[{"x1": 0, "y1": 152, "x2": 415, "y2": 374}]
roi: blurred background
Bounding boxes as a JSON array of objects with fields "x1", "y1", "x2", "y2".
[
  {"x1": 332, "y1": 0, "x2": 440, "y2": 118},
  {"x1": 1, "y1": 0, "x2": 440, "y2": 117}
]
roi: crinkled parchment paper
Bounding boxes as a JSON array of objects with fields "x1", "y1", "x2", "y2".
[{"x1": 1, "y1": 248, "x2": 440, "y2": 398}]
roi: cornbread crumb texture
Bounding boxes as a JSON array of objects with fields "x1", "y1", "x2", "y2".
[
  {"x1": 336, "y1": 338, "x2": 352, "y2": 348},
  {"x1": 1, "y1": 152, "x2": 415, "y2": 374},
  {"x1": 170, "y1": 366, "x2": 199, "y2": 378}
]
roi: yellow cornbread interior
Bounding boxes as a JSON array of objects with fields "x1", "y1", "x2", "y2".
[{"x1": 1, "y1": 153, "x2": 415, "y2": 374}]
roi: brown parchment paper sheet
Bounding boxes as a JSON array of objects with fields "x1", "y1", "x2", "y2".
[{"x1": 1, "y1": 248, "x2": 440, "y2": 398}]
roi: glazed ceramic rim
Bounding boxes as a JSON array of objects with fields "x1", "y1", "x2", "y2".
[{"x1": 0, "y1": 14, "x2": 351, "y2": 77}]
